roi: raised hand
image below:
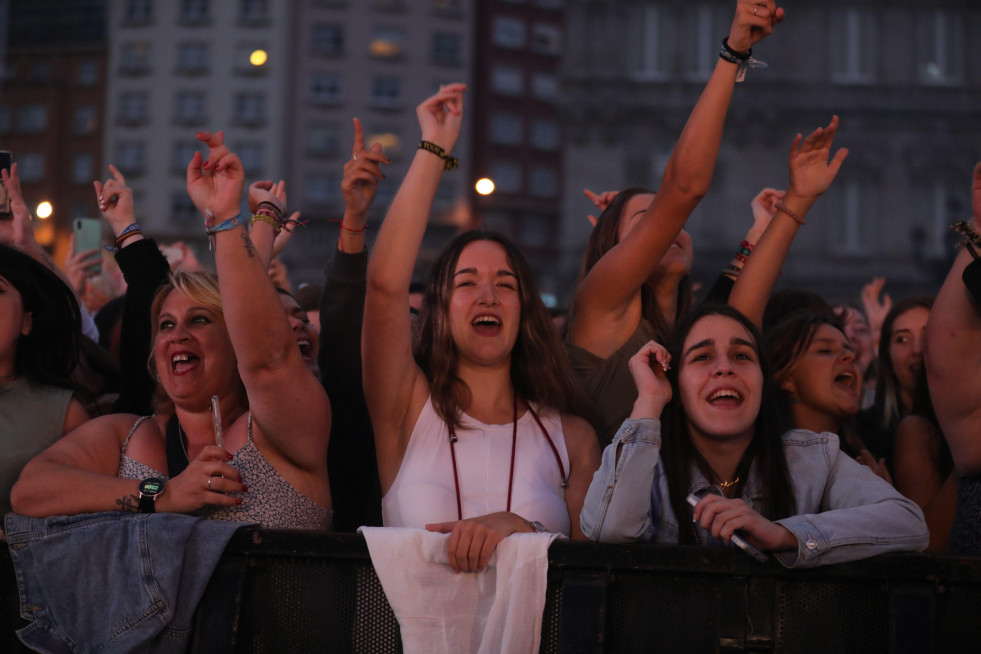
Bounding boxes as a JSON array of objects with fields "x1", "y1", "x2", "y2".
[
  {"x1": 425, "y1": 511, "x2": 530, "y2": 573},
  {"x1": 627, "y1": 340, "x2": 673, "y2": 419},
  {"x1": 861, "y1": 277, "x2": 891, "y2": 344},
  {"x1": 728, "y1": 0, "x2": 785, "y2": 52},
  {"x1": 787, "y1": 115, "x2": 849, "y2": 201},
  {"x1": 416, "y1": 83, "x2": 466, "y2": 152},
  {"x1": 93, "y1": 164, "x2": 136, "y2": 231},
  {"x1": 186, "y1": 131, "x2": 245, "y2": 222},
  {"x1": 248, "y1": 179, "x2": 286, "y2": 215},
  {"x1": 63, "y1": 233, "x2": 101, "y2": 295},
  {"x1": 342, "y1": 117, "x2": 389, "y2": 221},
  {"x1": 747, "y1": 187, "x2": 785, "y2": 241},
  {"x1": 584, "y1": 189, "x2": 619, "y2": 227},
  {"x1": 691, "y1": 494, "x2": 797, "y2": 551},
  {"x1": 0, "y1": 163, "x2": 35, "y2": 250}
]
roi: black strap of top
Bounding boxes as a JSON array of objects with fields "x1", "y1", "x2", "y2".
[{"x1": 165, "y1": 414, "x2": 189, "y2": 476}]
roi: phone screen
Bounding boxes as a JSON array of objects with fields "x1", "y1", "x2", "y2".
[
  {"x1": 73, "y1": 218, "x2": 103, "y2": 275},
  {"x1": 0, "y1": 151, "x2": 12, "y2": 219}
]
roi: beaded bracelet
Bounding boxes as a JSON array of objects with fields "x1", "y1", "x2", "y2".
[
  {"x1": 951, "y1": 221, "x2": 981, "y2": 260},
  {"x1": 775, "y1": 204, "x2": 807, "y2": 226},
  {"x1": 418, "y1": 140, "x2": 459, "y2": 171},
  {"x1": 256, "y1": 201, "x2": 285, "y2": 221}
]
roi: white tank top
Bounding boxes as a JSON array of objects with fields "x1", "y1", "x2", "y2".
[{"x1": 382, "y1": 396, "x2": 572, "y2": 535}]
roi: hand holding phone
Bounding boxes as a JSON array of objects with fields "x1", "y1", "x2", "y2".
[
  {"x1": 73, "y1": 218, "x2": 103, "y2": 275},
  {"x1": 687, "y1": 492, "x2": 769, "y2": 563}
]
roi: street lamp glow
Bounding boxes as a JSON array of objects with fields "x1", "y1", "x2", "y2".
[
  {"x1": 249, "y1": 49, "x2": 268, "y2": 66},
  {"x1": 475, "y1": 178, "x2": 495, "y2": 195},
  {"x1": 35, "y1": 201, "x2": 52, "y2": 219}
]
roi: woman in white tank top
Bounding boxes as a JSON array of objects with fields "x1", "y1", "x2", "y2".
[{"x1": 363, "y1": 85, "x2": 601, "y2": 572}]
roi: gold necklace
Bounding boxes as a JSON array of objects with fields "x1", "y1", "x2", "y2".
[{"x1": 718, "y1": 476, "x2": 740, "y2": 490}]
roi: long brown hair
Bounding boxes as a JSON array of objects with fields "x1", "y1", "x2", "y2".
[
  {"x1": 872, "y1": 297, "x2": 933, "y2": 431},
  {"x1": 414, "y1": 231, "x2": 590, "y2": 427},
  {"x1": 573, "y1": 188, "x2": 692, "y2": 342}
]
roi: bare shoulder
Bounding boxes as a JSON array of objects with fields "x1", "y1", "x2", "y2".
[{"x1": 560, "y1": 413, "x2": 601, "y2": 461}]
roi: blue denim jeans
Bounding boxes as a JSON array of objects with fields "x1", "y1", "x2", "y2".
[{"x1": 5, "y1": 511, "x2": 247, "y2": 654}]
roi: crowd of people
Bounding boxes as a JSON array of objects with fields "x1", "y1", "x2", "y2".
[{"x1": 3, "y1": 1, "x2": 980, "y2": 611}]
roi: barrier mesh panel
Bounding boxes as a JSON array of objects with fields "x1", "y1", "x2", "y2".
[{"x1": 777, "y1": 579, "x2": 887, "y2": 653}]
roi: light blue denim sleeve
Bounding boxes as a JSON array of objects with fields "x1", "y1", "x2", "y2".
[
  {"x1": 580, "y1": 418, "x2": 661, "y2": 543},
  {"x1": 773, "y1": 431, "x2": 930, "y2": 568}
]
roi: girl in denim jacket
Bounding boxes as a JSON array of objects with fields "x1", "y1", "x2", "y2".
[{"x1": 580, "y1": 304, "x2": 929, "y2": 567}]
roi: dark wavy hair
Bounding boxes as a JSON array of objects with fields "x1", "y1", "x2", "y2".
[
  {"x1": 872, "y1": 297, "x2": 933, "y2": 431},
  {"x1": 414, "y1": 230, "x2": 590, "y2": 427},
  {"x1": 0, "y1": 243, "x2": 81, "y2": 390},
  {"x1": 574, "y1": 188, "x2": 693, "y2": 343},
  {"x1": 660, "y1": 304, "x2": 794, "y2": 544}
]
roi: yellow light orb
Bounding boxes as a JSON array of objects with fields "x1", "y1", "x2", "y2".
[
  {"x1": 249, "y1": 49, "x2": 268, "y2": 66},
  {"x1": 475, "y1": 178, "x2": 495, "y2": 196},
  {"x1": 35, "y1": 201, "x2": 53, "y2": 219}
]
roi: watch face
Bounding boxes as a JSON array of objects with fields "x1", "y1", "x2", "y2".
[{"x1": 139, "y1": 478, "x2": 165, "y2": 497}]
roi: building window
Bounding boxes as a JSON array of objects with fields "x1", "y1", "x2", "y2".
[
  {"x1": 117, "y1": 92, "x2": 148, "y2": 125},
  {"x1": 119, "y1": 42, "x2": 151, "y2": 75},
  {"x1": 490, "y1": 113, "x2": 522, "y2": 145},
  {"x1": 179, "y1": 0, "x2": 210, "y2": 24},
  {"x1": 123, "y1": 0, "x2": 153, "y2": 24},
  {"x1": 172, "y1": 141, "x2": 200, "y2": 174},
  {"x1": 371, "y1": 76, "x2": 402, "y2": 109},
  {"x1": 370, "y1": 28, "x2": 405, "y2": 60},
  {"x1": 684, "y1": 5, "x2": 729, "y2": 80},
  {"x1": 915, "y1": 178, "x2": 962, "y2": 258},
  {"x1": 171, "y1": 191, "x2": 199, "y2": 225},
  {"x1": 312, "y1": 23, "x2": 344, "y2": 57},
  {"x1": 72, "y1": 154, "x2": 94, "y2": 184},
  {"x1": 239, "y1": 0, "x2": 268, "y2": 23},
  {"x1": 493, "y1": 17, "x2": 525, "y2": 49},
  {"x1": 0, "y1": 107, "x2": 12, "y2": 134},
  {"x1": 366, "y1": 129, "x2": 402, "y2": 159},
  {"x1": 489, "y1": 161, "x2": 522, "y2": 193},
  {"x1": 630, "y1": 6, "x2": 673, "y2": 79},
  {"x1": 177, "y1": 42, "x2": 208, "y2": 74},
  {"x1": 491, "y1": 66, "x2": 523, "y2": 96},
  {"x1": 529, "y1": 166, "x2": 558, "y2": 198},
  {"x1": 114, "y1": 142, "x2": 146, "y2": 176},
  {"x1": 174, "y1": 91, "x2": 206, "y2": 124},
  {"x1": 305, "y1": 174, "x2": 340, "y2": 205},
  {"x1": 530, "y1": 23, "x2": 561, "y2": 56},
  {"x1": 530, "y1": 72, "x2": 558, "y2": 101},
  {"x1": 235, "y1": 142, "x2": 264, "y2": 174},
  {"x1": 432, "y1": 32, "x2": 461, "y2": 66},
  {"x1": 74, "y1": 105, "x2": 98, "y2": 135},
  {"x1": 433, "y1": 0, "x2": 461, "y2": 13},
  {"x1": 917, "y1": 10, "x2": 964, "y2": 85},
  {"x1": 530, "y1": 119, "x2": 559, "y2": 151},
  {"x1": 829, "y1": 179, "x2": 877, "y2": 254},
  {"x1": 310, "y1": 73, "x2": 342, "y2": 105},
  {"x1": 307, "y1": 124, "x2": 341, "y2": 157},
  {"x1": 76, "y1": 60, "x2": 99, "y2": 86},
  {"x1": 16, "y1": 105, "x2": 47, "y2": 133},
  {"x1": 830, "y1": 9, "x2": 877, "y2": 83},
  {"x1": 373, "y1": 0, "x2": 407, "y2": 10},
  {"x1": 17, "y1": 153, "x2": 44, "y2": 183},
  {"x1": 234, "y1": 93, "x2": 266, "y2": 125}
]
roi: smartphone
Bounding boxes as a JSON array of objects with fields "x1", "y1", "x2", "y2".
[
  {"x1": 0, "y1": 151, "x2": 12, "y2": 219},
  {"x1": 73, "y1": 217, "x2": 103, "y2": 275},
  {"x1": 687, "y1": 492, "x2": 769, "y2": 563}
]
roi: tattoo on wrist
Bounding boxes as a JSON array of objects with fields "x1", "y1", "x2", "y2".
[
  {"x1": 240, "y1": 232, "x2": 257, "y2": 258},
  {"x1": 116, "y1": 494, "x2": 139, "y2": 513}
]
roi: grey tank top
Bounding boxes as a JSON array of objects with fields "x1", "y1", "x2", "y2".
[{"x1": 118, "y1": 415, "x2": 332, "y2": 530}]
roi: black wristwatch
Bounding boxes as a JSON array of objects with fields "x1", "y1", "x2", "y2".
[{"x1": 137, "y1": 477, "x2": 166, "y2": 513}]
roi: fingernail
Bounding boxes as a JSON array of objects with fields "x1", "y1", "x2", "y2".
[
  {"x1": 241, "y1": 485, "x2": 248, "y2": 492},
  {"x1": 236, "y1": 498, "x2": 243, "y2": 505},
  {"x1": 226, "y1": 453, "x2": 233, "y2": 460}
]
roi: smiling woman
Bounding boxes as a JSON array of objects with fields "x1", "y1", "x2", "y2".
[
  {"x1": 363, "y1": 85, "x2": 600, "y2": 572},
  {"x1": 580, "y1": 304, "x2": 929, "y2": 568}
]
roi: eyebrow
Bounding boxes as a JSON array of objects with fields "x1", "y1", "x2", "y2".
[
  {"x1": 453, "y1": 268, "x2": 517, "y2": 279},
  {"x1": 684, "y1": 336, "x2": 757, "y2": 358}
]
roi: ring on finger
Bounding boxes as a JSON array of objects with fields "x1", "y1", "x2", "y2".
[
  {"x1": 353, "y1": 152, "x2": 358, "y2": 161},
  {"x1": 207, "y1": 477, "x2": 212, "y2": 490},
  {"x1": 753, "y1": 5, "x2": 760, "y2": 15}
]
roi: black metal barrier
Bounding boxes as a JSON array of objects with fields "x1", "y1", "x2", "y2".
[{"x1": 4, "y1": 529, "x2": 981, "y2": 653}]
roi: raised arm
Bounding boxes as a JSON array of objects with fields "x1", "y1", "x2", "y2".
[
  {"x1": 729, "y1": 116, "x2": 848, "y2": 327},
  {"x1": 186, "y1": 132, "x2": 330, "y2": 472},
  {"x1": 926, "y1": 162, "x2": 981, "y2": 475},
  {"x1": 363, "y1": 84, "x2": 465, "y2": 486},
  {"x1": 570, "y1": 0, "x2": 784, "y2": 348}
]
